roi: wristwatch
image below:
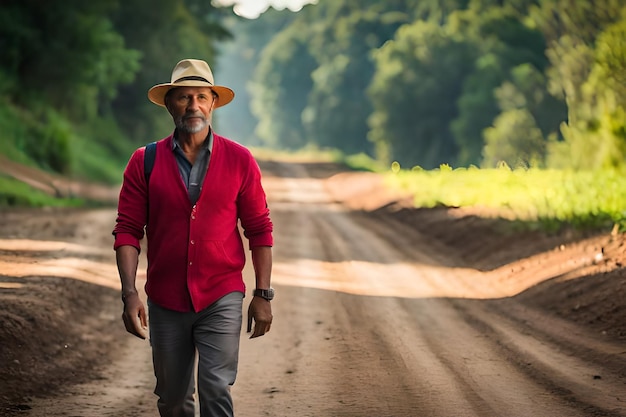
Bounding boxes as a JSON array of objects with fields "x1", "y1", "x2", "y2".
[{"x1": 253, "y1": 288, "x2": 274, "y2": 301}]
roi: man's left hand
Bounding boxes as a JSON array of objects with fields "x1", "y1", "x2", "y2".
[{"x1": 247, "y1": 296, "x2": 273, "y2": 338}]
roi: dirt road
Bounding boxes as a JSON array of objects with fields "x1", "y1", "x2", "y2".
[{"x1": 1, "y1": 160, "x2": 625, "y2": 416}]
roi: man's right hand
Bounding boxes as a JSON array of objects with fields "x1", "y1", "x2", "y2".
[{"x1": 121, "y1": 292, "x2": 148, "y2": 339}]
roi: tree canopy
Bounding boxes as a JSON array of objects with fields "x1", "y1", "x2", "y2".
[
  {"x1": 1, "y1": 0, "x2": 625, "y2": 178},
  {"x1": 0, "y1": 0, "x2": 229, "y2": 180},
  {"x1": 218, "y1": 0, "x2": 626, "y2": 170}
]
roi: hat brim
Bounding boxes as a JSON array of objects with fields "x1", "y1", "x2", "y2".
[{"x1": 148, "y1": 80, "x2": 234, "y2": 108}]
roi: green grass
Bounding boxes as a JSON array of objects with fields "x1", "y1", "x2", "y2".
[
  {"x1": 385, "y1": 164, "x2": 626, "y2": 232},
  {"x1": 68, "y1": 137, "x2": 129, "y2": 185},
  {"x1": 251, "y1": 147, "x2": 385, "y2": 172},
  {"x1": 0, "y1": 175, "x2": 85, "y2": 208},
  {"x1": 0, "y1": 99, "x2": 134, "y2": 185},
  {"x1": 250, "y1": 145, "x2": 343, "y2": 163}
]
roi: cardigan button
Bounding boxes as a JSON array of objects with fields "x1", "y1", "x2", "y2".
[{"x1": 190, "y1": 240, "x2": 195, "y2": 245}]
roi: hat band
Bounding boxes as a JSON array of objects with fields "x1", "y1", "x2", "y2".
[{"x1": 174, "y1": 76, "x2": 213, "y2": 85}]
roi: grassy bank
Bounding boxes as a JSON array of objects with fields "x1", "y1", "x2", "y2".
[
  {"x1": 386, "y1": 163, "x2": 626, "y2": 232},
  {"x1": 0, "y1": 175, "x2": 85, "y2": 207}
]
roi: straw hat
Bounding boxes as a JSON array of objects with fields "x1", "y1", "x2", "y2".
[{"x1": 147, "y1": 59, "x2": 234, "y2": 108}]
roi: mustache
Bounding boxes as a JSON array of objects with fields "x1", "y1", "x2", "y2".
[{"x1": 182, "y1": 112, "x2": 206, "y2": 121}]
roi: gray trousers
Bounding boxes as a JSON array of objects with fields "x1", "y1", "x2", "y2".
[{"x1": 148, "y1": 292, "x2": 244, "y2": 417}]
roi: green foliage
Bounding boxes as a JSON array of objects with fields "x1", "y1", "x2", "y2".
[
  {"x1": 33, "y1": 109, "x2": 72, "y2": 174},
  {"x1": 386, "y1": 165, "x2": 626, "y2": 231},
  {"x1": 534, "y1": 0, "x2": 626, "y2": 169},
  {"x1": 249, "y1": 21, "x2": 316, "y2": 149},
  {"x1": 595, "y1": 16, "x2": 626, "y2": 93},
  {"x1": 342, "y1": 153, "x2": 387, "y2": 172},
  {"x1": 0, "y1": 101, "x2": 72, "y2": 173},
  {"x1": 368, "y1": 19, "x2": 475, "y2": 168},
  {"x1": 0, "y1": 98, "x2": 134, "y2": 184},
  {"x1": 303, "y1": 5, "x2": 409, "y2": 156},
  {"x1": 217, "y1": 0, "x2": 626, "y2": 173},
  {"x1": 71, "y1": 116, "x2": 135, "y2": 184},
  {"x1": 0, "y1": 0, "x2": 229, "y2": 191},
  {"x1": 0, "y1": 0, "x2": 141, "y2": 117},
  {"x1": 0, "y1": 175, "x2": 84, "y2": 208},
  {"x1": 482, "y1": 108, "x2": 545, "y2": 167},
  {"x1": 451, "y1": 54, "x2": 504, "y2": 166},
  {"x1": 0, "y1": 101, "x2": 30, "y2": 163},
  {"x1": 3, "y1": 0, "x2": 626, "y2": 216},
  {"x1": 449, "y1": 6, "x2": 560, "y2": 167},
  {"x1": 110, "y1": 0, "x2": 230, "y2": 145},
  {"x1": 215, "y1": 10, "x2": 298, "y2": 145}
]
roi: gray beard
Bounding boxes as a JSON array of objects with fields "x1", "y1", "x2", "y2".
[{"x1": 176, "y1": 117, "x2": 209, "y2": 134}]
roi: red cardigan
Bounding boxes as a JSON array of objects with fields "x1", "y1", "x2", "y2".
[{"x1": 113, "y1": 133, "x2": 273, "y2": 312}]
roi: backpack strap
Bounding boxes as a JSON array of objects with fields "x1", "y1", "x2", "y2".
[
  {"x1": 144, "y1": 141, "x2": 157, "y2": 224},
  {"x1": 144, "y1": 141, "x2": 157, "y2": 185}
]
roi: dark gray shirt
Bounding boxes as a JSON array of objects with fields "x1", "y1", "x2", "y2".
[{"x1": 172, "y1": 129, "x2": 213, "y2": 205}]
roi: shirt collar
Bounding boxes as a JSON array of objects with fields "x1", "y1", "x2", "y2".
[{"x1": 172, "y1": 128, "x2": 214, "y2": 152}]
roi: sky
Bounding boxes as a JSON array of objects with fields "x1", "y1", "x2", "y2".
[{"x1": 212, "y1": 0, "x2": 317, "y2": 19}]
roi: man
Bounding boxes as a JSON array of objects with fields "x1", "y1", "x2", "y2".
[{"x1": 113, "y1": 58, "x2": 274, "y2": 417}]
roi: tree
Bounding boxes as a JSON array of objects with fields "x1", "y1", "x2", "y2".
[
  {"x1": 450, "y1": 6, "x2": 555, "y2": 166},
  {"x1": 368, "y1": 19, "x2": 476, "y2": 168},
  {"x1": 0, "y1": 0, "x2": 140, "y2": 117},
  {"x1": 0, "y1": 0, "x2": 230, "y2": 178},
  {"x1": 303, "y1": 6, "x2": 408, "y2": 155},
  {"x1": 249, "y1": 20, "x2": 317, "y2": 149},
  {"x1": 534, "y1": 0, "x2": 626, "y2": 169},
  {"x1": 480, "y1": 59, "x2": 567, "y2": 168},
  {"x1": 110, "y1": 0, "x2": 230, "y2": 145},
  {"x1": 483, "y1": 108, "x2": 545, "y2": 168},
  {"x1": 214, "y1": 9, "x2": 298, "y2": 145},
  {"x1": 0, "y1": 0, "x2": 141, "y2": 173}
]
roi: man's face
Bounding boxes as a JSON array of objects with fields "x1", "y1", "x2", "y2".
[{"x1": 166, "y1": 87, "x2": 217, "y2": 134}]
